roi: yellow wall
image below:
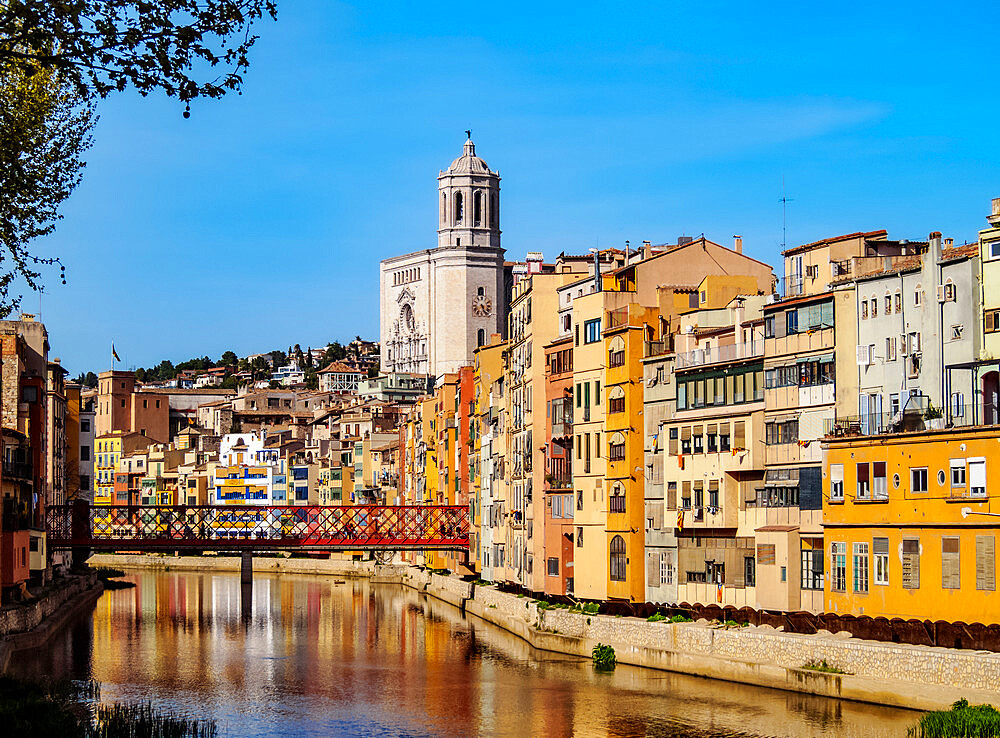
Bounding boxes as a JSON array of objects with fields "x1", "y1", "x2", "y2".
[{"x1": 824, "y1": 427, "x2": 1000, "y2": 621}]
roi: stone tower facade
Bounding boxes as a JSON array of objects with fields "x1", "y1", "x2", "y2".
[{"x1": 380, "y1": 136, "x2": 506, "y2": 378}]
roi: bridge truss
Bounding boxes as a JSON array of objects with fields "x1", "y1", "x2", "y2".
[{"x1": 45, "y1": 504, "x2": 470, "y2": 552}]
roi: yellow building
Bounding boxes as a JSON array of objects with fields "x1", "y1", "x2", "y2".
[
  {"x1": 824, "y1": 426, "x2": 1000, "y2": 621},
  {"x1": 93, "y1": 431, "x2": 154, "y2": 505}
]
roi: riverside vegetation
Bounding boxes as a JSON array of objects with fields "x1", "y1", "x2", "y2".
[{"x1": 0, "y1": 676, "x2": 217, "y2": 737}]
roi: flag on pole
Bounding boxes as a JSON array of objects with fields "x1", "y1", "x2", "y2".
[{"x1": 112, "y1": 344, "x2": 120, "y2": 362}]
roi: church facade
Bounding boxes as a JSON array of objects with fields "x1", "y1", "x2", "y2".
[{"x1": 379, "y1": 137, "x2": 506, "y2": 377}]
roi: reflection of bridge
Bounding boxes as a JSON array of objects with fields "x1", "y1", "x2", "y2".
[{"x1": 46, "y1": 504, "x2": 470, "y2": 552}]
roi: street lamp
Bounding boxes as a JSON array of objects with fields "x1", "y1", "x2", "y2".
[{"x1": 961, "y1": 507, "x2": 1000, "y2": 518}]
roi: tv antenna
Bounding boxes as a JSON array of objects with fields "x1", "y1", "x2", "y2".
[{"x1": 779, "y1": 181, "x2": 794, "y2": 250}]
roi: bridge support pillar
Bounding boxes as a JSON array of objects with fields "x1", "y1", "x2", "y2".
[{"x1": 240, "y1": 552, "x2": 253, "y2": 584}]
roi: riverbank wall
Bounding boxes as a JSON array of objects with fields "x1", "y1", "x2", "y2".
[
  {"x1": 87, "y1": 553, "x2": 378, "y2": 578},
  {"x1": 88, "y1": 554, "x2": 1000, "y2": 712},
  {"x1": 0, "y1": 573, "x2": 103, "y2": 673},
  {"x1": 390, "y1": 565, "x2": 1000, "y2": 713}
]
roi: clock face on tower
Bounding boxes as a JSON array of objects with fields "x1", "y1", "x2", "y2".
[{"x1": 471, "y1": 294, "x2": 493, "y2": 317}]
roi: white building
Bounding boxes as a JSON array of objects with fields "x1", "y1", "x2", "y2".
[
  {"x1": 317, "y1": 361, "x2": 364, "y2": 393},
  {"x1": 380, "y1": 135, "x2": 506, "y2": 378},
  {"x1": 210, "y1": 431, "x2": 283, "y2": 505}
]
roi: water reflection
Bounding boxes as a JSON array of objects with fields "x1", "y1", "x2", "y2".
[{"x1": 9, "y1": 570, "x2": 916, "y2": 737}]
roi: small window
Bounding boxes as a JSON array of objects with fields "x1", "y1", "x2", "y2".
[
  {"x1": 952, "y1": 324, "x2": 964, "y2": 340},
  {"x1": 830, "y1": 464, "x2": 844, "y2": 501},
  {"x1": 873, "y1": 537, "x2": 889, "y2": 585},
  {"x1": 951, "y1": 459, "x2": 966, "y2": 489},
  {"x1": 910, "y1": 467, "x2": 928, "y2": 493}
]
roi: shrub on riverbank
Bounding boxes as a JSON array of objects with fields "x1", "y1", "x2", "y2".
[
  {"x1": 802, "y1": 659, "x2": 847, "y2": 674},
  {"x1": 592, "y1": 643, "x2": 616, "y2": 670},
  {"x1": 909, "y1": 698, "x2": 1000, "y2": 737}
]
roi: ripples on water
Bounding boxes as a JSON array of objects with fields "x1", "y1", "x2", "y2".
[{"x1": 8, "y1": 569, "x2": 918, "y2": 737}]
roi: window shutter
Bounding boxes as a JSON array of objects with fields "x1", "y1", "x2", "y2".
[
  {"x1": 669, "y1": 434, "x2": 678, "y2": 455},
  {"x1": 942, "y1": 537, "x2": 960, "y2": 589},
  {"x1": 666, "y1": 484, "x2": 677, "y2": 510},
  {"x1": 902, "y1": 538, "x2": 920, "y2": 589},
  {"x1": 977, "y1": 535, "x2": 995, "y2": 591},
  {"x1": 647, "y1": 552, "x2": 660, "y2": 586},
  {"x1": 681, "y1": 426, "x2": 691, "y2": 441}
]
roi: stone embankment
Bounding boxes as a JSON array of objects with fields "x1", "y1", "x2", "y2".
[
  {"x1": 0, "y1": 572, "x2": 103, "y2": 672},
  {"x1": 389, "y1": 566, "x2": 1000, "y2": 713},
  {"x1": 88, "y1": 552, "x2": 378, "y2": 578}
]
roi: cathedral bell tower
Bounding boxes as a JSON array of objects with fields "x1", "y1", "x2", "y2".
[{"x1": 437, "y1": 132, "x2": 501, "y2": 250}]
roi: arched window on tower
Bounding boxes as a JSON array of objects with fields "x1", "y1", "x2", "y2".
[
  {"x1": 610, "y1": 535, "x2": 626, "y2": 581},
  {"x1": 477, "y1": 287, "x2": 485, "y2": 297},
  {"x1": 474, "y1": 191, "x2": 482, "y2": 226},
  {"x1": 490, "y1": 193, "x2": 498, "y2": 228},
  {"x1": 477, "y1": 329, "x2": 485, "y2": 347},
  {"x1": 455, "y1": 192, "x2": 464, "y2": 224},
  {"x1": 441, "y1": 193, "x2": 447, "y2": 224}
]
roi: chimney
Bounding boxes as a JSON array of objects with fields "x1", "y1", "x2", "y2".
[
  {"x1": 734, "y1": 235, "x2": 743, "y2": 254},
  {"x1": 929, "y1": 231, "x2": 943, "y2": 263},
  {"x1": 643, "y1": 240, "x2": 652, "y2": 260},
  {"x1": 991, "y1": 197, "x2": 1000, "y2": 226},
  {"x1": 944, "y1": 237, "x2": 954, "y2": 247}
]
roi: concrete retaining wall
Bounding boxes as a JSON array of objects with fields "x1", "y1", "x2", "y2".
[
  {"x1": 410, "y1": 574, "x2": 1000, "y2": 712},
  {"x1": 0, "y1": 574, "x2": 99, "y2": 636}
]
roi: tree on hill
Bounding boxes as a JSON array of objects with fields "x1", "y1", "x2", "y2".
[
  {"x1": 72, "y1": 371, "x2": 97, "y2": 387},
  {"x1": 220, "y1": 350, "x2": 238, "y2": 367}
]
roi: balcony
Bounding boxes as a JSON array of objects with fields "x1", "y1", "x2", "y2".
[
  {"x1": 3, "y1": 459, "x2": 33, "y2": 482},
  {"x1": 780, "y1": 275, "x2": 805, "y2": 298},
  {"x1": 645, "y1": 338, "x2": 672, "y2": 358},
  {"x1": 607, "y1": 307, "x2": 629, "y2": 330},
  {"x1": 826, "y1": 410, "x2": 934, "y2": 438},
  {"x1": 675, "y1": 340, "x2": 764, "y2": 370}
]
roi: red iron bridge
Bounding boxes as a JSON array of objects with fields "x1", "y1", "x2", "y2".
[{"x1": 45, "y1": 504, "x2": 471, "y2": 552}]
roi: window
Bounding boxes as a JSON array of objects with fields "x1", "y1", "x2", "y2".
[
  {"x1": 576, "y1": 526, "x2": 583, "y2": 547},
  {"x1": 609, "y1": 534, "x2": 626, "y2": 581},
  {"x1": 942, "y1": 536, "x2": 960, "y2": 589},
  {"x1": 609, "y1": 491, "x2": 626, "y2": 513},
  {"x1": 951, "y1": 458, "x2": 966, "y2": 489},
  {"x1": 914, "y1": 287, "x2": 922, "y2": 306},
  {"x1": 911, "y1": 467, "x2": 928, "y2": 493},
  {"x1": 894, "y1": 292, "x2": 902, "y2": 313},
  {"x1": 81, "y1": 419, "x2": 90, "y2": 433},
  {"x1": 873, "y1": 537, "x2": 889, "y2": 585},
  {"x1": 952, "y1": 392, "x2": 965, "y2": 418},
  {"x1": 951, "y1": 324, "x2": 964, "y2": 341},
  {"x1": 886, "y1": 336, "x2": 897, "y2": 361},
  {"x1": 801, "y1": 540, "x2": 824, "y2": 590},
  {"x1": 861, "y1": 300, "x2": 868, "y2": 319},
  {"x1": 547, "y1": 557, "x2": 559, "y2": 576},
  {"x1": 829, "y1": 464, "x2": 844, "y2": 501},
  {"x1": 661, "y1": 554, "x2": 673, "y2": 585},
  {"x1": 81, "y1": 446, "x2": 90, "y2": 461},
  {"x1": 764, "y1": 316, "x2": 775, "y2": 338},
  {"x1": 902, "y1": 538, "x2": 920, "y2": 589},
  {"x1": 884, "y1": 293, "x2": 892, "y2": 314},
  {"x1": 584, "y1": 319, "x2": 601, "y2": 344},
  {"x1": 977, "y1": 536, "x2": 995, "y2": 591},
  {"x1": 693, "y1": 434, "x2": 703, "y2": 453},
  {"x1": 873, "y1": 462, "x2": 887, "y2": 500},
  {"x1": 786, "y1": 309, "x2": 798, "y2": 334},
  {"x1": 970, "y1": 459, "x2": 986, "y2": 497},
  {"x1": 987, "y1": 310, "x2": 1000, "y2": 334},
  {"x1": 856, "y1": 462, "x2": 870, "y2": 499},
  {"x1": 831, "y1": 542, "x2": 847, "y2": 592},
  {"x1": 870, "y1": 296, "x2": 878, "y2": 317},
  {"x1": 853, "y1": 542, "x2": 869, "y2": 593},
  {"x1": 744, "y1": 556, "x2": 756, "y2": 587}
]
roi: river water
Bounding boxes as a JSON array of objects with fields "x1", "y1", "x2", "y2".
[{"x1": 9, "y1": 569, "x2": 919, "y2": 737}]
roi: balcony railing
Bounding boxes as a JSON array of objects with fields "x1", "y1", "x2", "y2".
[
  {"x1": 675, "y1": 340, "x2": 764, "y2": 370},
  {"x1": 645, "y1": 339, "x2": 671, "y2": 358},
  {"x1": 826, "y1": 410, "x2": 939, "y2": 437},
  {"x1": 781, "y1": 275, "x2": 805, "y2": 298},
  {"x1": 607, "y1": 307, "x2": 629, "y2": 329},
  {"x1": 3, "y1": 460, "x2": 33, "y2": 482}
]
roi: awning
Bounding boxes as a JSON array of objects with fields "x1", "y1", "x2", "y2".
[
  {"x1": 796, "y1": 352, "x2": 834, "y2": 364},
  {"x1": 755, "y1": 525, "x2": 799, "y2": 532}
]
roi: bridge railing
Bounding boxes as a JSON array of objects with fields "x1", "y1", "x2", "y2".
[{"x1": 46, "y1": 503, "x2": 470, "y2": 551}]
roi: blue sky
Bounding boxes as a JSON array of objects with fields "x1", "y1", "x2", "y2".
[{"x1": 34, "y1": 0, "x2": 1000, "y2": 375}]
